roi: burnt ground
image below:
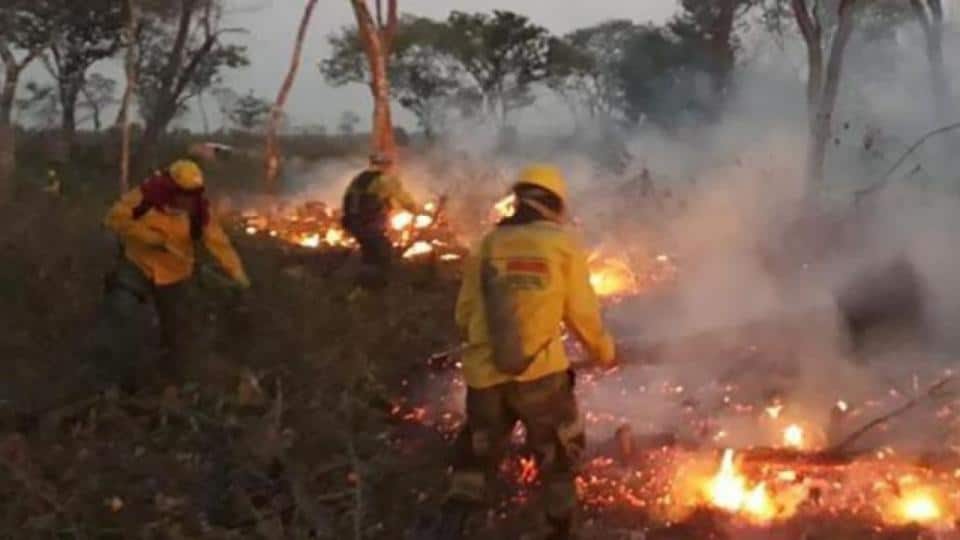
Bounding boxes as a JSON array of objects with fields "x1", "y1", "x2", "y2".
[{"x1": 0, "y1": 187, "x2": 957, "y2": 540}]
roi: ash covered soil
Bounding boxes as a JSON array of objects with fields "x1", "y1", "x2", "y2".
[{"x1": 1, "y1": 190, "x2": 959, "y2": 540}]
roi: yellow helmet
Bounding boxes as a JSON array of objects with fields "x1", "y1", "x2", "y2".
[
  {"x1": 516, "y1": 164, "x2": 568, "y2": 203},
  {"x1": 169, "y1": 159, "x2": 204, "y2": 191}
]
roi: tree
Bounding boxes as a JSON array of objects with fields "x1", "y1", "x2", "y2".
[
  {"x1": 669, "y1": 0, "x2": 758, "y2": 97},
  {"x1": 118, "y1": 0, "x2": 141, "y2": 192},
  {"x1": 78, "y1": 73, "x2": 118, "y2": 131},
  {"x1": 347, "y1": 0, "x2": 400, "y2": 163},
  {"x1": 15, "y1": 81, "x2": 60, "y2": 128},
  {"x1": 322, "y1": 15, "x2": 461, "y2": 138},
  {"x1": 42, "y1": 0, "x2": 124, "y2": 148},
  {"x1": 228, "y1": 90, "x2": 270, "y2": 132},
  {"x1": 0, "y1": 0, "x2": 57, "y2": 194},
  {"x1": 910, "y1": 0, "x2": 951, "y2": 121},
  {"x1": 791, "y1": 0, "x2": 861, "y2": 192},
  {"x1": 265, "y1": 0, "x2": 319, "y2": 188},
  {"x1": 135, "y1": 0, "x2": 248, "y2": 169},
  {"x1": 339, "y1": 110, "x2": 361, "y2": 135},
  {"x1": 547, "y1": 20, "x2": 638, "y2": 124},
  {"x1": 443, "y1": 10, "x2": 554, "y2": 124},
  {"x1": 615, "y1": 24, "x2": 714, "y2": 126}
]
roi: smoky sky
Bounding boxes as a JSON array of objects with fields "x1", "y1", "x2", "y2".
[{"x1": 219, "y1": 0, "x2": 679, "y2": 132}]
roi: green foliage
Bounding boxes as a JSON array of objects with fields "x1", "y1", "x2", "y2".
[
  {"x1": 443, "y1": 10, "x2": 553, "y2": 121},
  {"x1": 547, "y1": 20, "x2": 638, "y2": 122},
  {"x1": 227, "y1": 90, "x2": 270, "y2": 132},
  {"x1": 616, "y1": 25, "x2": 715, "y2": 126},
  {"x1": 322, "y1": 9, "x2": 561, "y2": 130},
  {"x1": 135, "y1": 1, "x2": 249, "y2": 130},
  {"x1": 322, "y1": 15, "x2": 462, "y2": 137}
]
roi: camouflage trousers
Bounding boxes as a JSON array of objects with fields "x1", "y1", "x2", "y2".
[{"x1": 449, "y1": 370, "x2": 585, "y2": 525}]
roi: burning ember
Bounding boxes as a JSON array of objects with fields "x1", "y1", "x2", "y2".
[{"x1": 238, "y1": 199, "x2": 466, "y2": 262}]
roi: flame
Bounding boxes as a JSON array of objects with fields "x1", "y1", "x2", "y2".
[
  {"x1": 765, "y1": 405, "x2": 783, "y2": 419},
  {"x1": 588, "y1": 254, "x2": 637, "y2": 298},
  {"x1": 244, "y1": 226, "x2": 258, "y2": 235},
  {"x1": 492, "y1": 194, "x2": 517, "y2": 221},
  {"x1": 900, "y1": 492, "x2": 942, "y2": 523},
  {"x1": 836, "y1": 400, "x2": 849, "y2": 412},
  {"x1": 709, "y1": 449, "x2": 748, "y2": 512},
  {"x1": 325, "y1": 228, "x2": 345, "y2": 246},
  {"x1": 705, "y1": 450, "x2": 775, "y2": 523},
  {"x1": 424, "y1": 201, "x2": 437, "y2": 213},
  {"x1": 299, "y1": 233, "x2": 320, "y2": 249},
  {"x1": 414, "y1": 214, "x2": 434, "y2": 229},
  {"x1": 391, "y1": 211, "x2": 414, "y2": 231},
  {"x1": 783, "y1": 424, "x2": 805, "y2": 449},
  {"x1": 403, "y1": 241, "x2": 434, "y2": 259}
]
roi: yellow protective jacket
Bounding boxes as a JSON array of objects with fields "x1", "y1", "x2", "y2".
[
  {"x1": 105, "y1": 188, "x2": 249, "y2": 287},
  {"x1": 456, "y1": 221, "x2": 616, "y2": 389},
  {"x1": 368, "y1": 171, "x2": 418, "y2": 213}
]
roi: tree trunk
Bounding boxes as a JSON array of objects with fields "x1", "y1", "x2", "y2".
[
  {"x1": 134, "y1": 0, "x2": 197, "y2": 172},
  {"x1": 0, "y1": 65, "x2": 21, "y2": 201},
  {"x1": 368, "y1": 46, "x2": 397, "y2": 161},
  {"x1": 58, "y1": 81, "x2": 80, "y2": 161},
  {"x1": 808, "y1": 0, "x2": 858, "y2": 192},
  {"x1": 265, "y1": 0, "x2": 319, "y2": 189},
  {"x1": 350, "y1": 0, "x2": 398, "y2": 164},
  {"x1": 119, "y1": 0, "x2": 140, "y2": 192},
  {"x1": 709, "y1": 0, "x2": 738, "y2": 97},
  {"x1": 912, "y1": 0, "x2": 952, "y2": 122}
]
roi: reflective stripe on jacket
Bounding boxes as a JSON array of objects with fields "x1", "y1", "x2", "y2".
[{"x1": 456, "y1": 221, "x2": 615, "y2": 389}]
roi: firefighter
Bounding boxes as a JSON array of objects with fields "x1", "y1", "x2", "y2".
[
  {"x1": 100, "y1": 159, "x2": 250, "y2": 386},
  {"x1": 432, "y1": 165, "x2": 616, "y2": 539},
  {"x1": 341, "y1": 153, "x2": 418, "y2": 290}
]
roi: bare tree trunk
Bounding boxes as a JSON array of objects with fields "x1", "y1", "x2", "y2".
[
  {"x1": 0, "y1": 57, "x2": 25, "y2": 201},
  {"x1": 135, "y1": 0, "x2": 198, "y2": 171},
  {"x1": 119, "y1": 0, "x2": 140, "y2": 192},
  {"x1": 911, "y1": 0, "x2": 952, "y2": 121},
  {"x1": 350, "y1": 0, "x2": 398, "y2": 164},
  {"x1": 808, "y1": 0, "x2": 858, "y2": 192},
  {"x1": 709, "y1": 0, "x2": 739, "y2": 97},
  {"x1": 265, "y1": 0, "x2": 319, "y2": 188},
  {"x1": 793, "y1": 0, "x2": 858, "y2": 195}
]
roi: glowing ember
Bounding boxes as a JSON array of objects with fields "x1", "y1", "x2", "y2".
[
  {"x1": 440, "y1": 253, "x2": 462, "y2": 261},
  {"x1": 244, "y1": 226, "x2": 258, "y2": 235},
  {"x1": 518, "y1": 456, "x2": 539, "y2": 485},
  {"x1": 783, "y1": 424, "x2": 805, "y2": 449},
  {"x1": 403, "y1": 241, "x2": 434, "y2": 259},
  {"x1": 424, "y1": 201, "x2": 437, "y2": 212},
  {"x1": 391, "y1": 211, "x2": 414, "y2": 231},
  {"x1": 837, "y1": 400, "x2": 849, "y2": 412}
]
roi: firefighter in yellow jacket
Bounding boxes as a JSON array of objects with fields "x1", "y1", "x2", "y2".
[
  {"x1": 102, "y1": 160, "x2": 249, "y2": 382},
  {"x1": 341, "y1": 153, "x2": 418, "y2": 289},
  {"x1": 433, "y1": 165, "x2": 616, "y2": 539}
]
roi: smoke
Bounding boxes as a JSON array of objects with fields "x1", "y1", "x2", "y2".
[{"x1": 264, "y1": 7, "x2": 960, "y2": 457}]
